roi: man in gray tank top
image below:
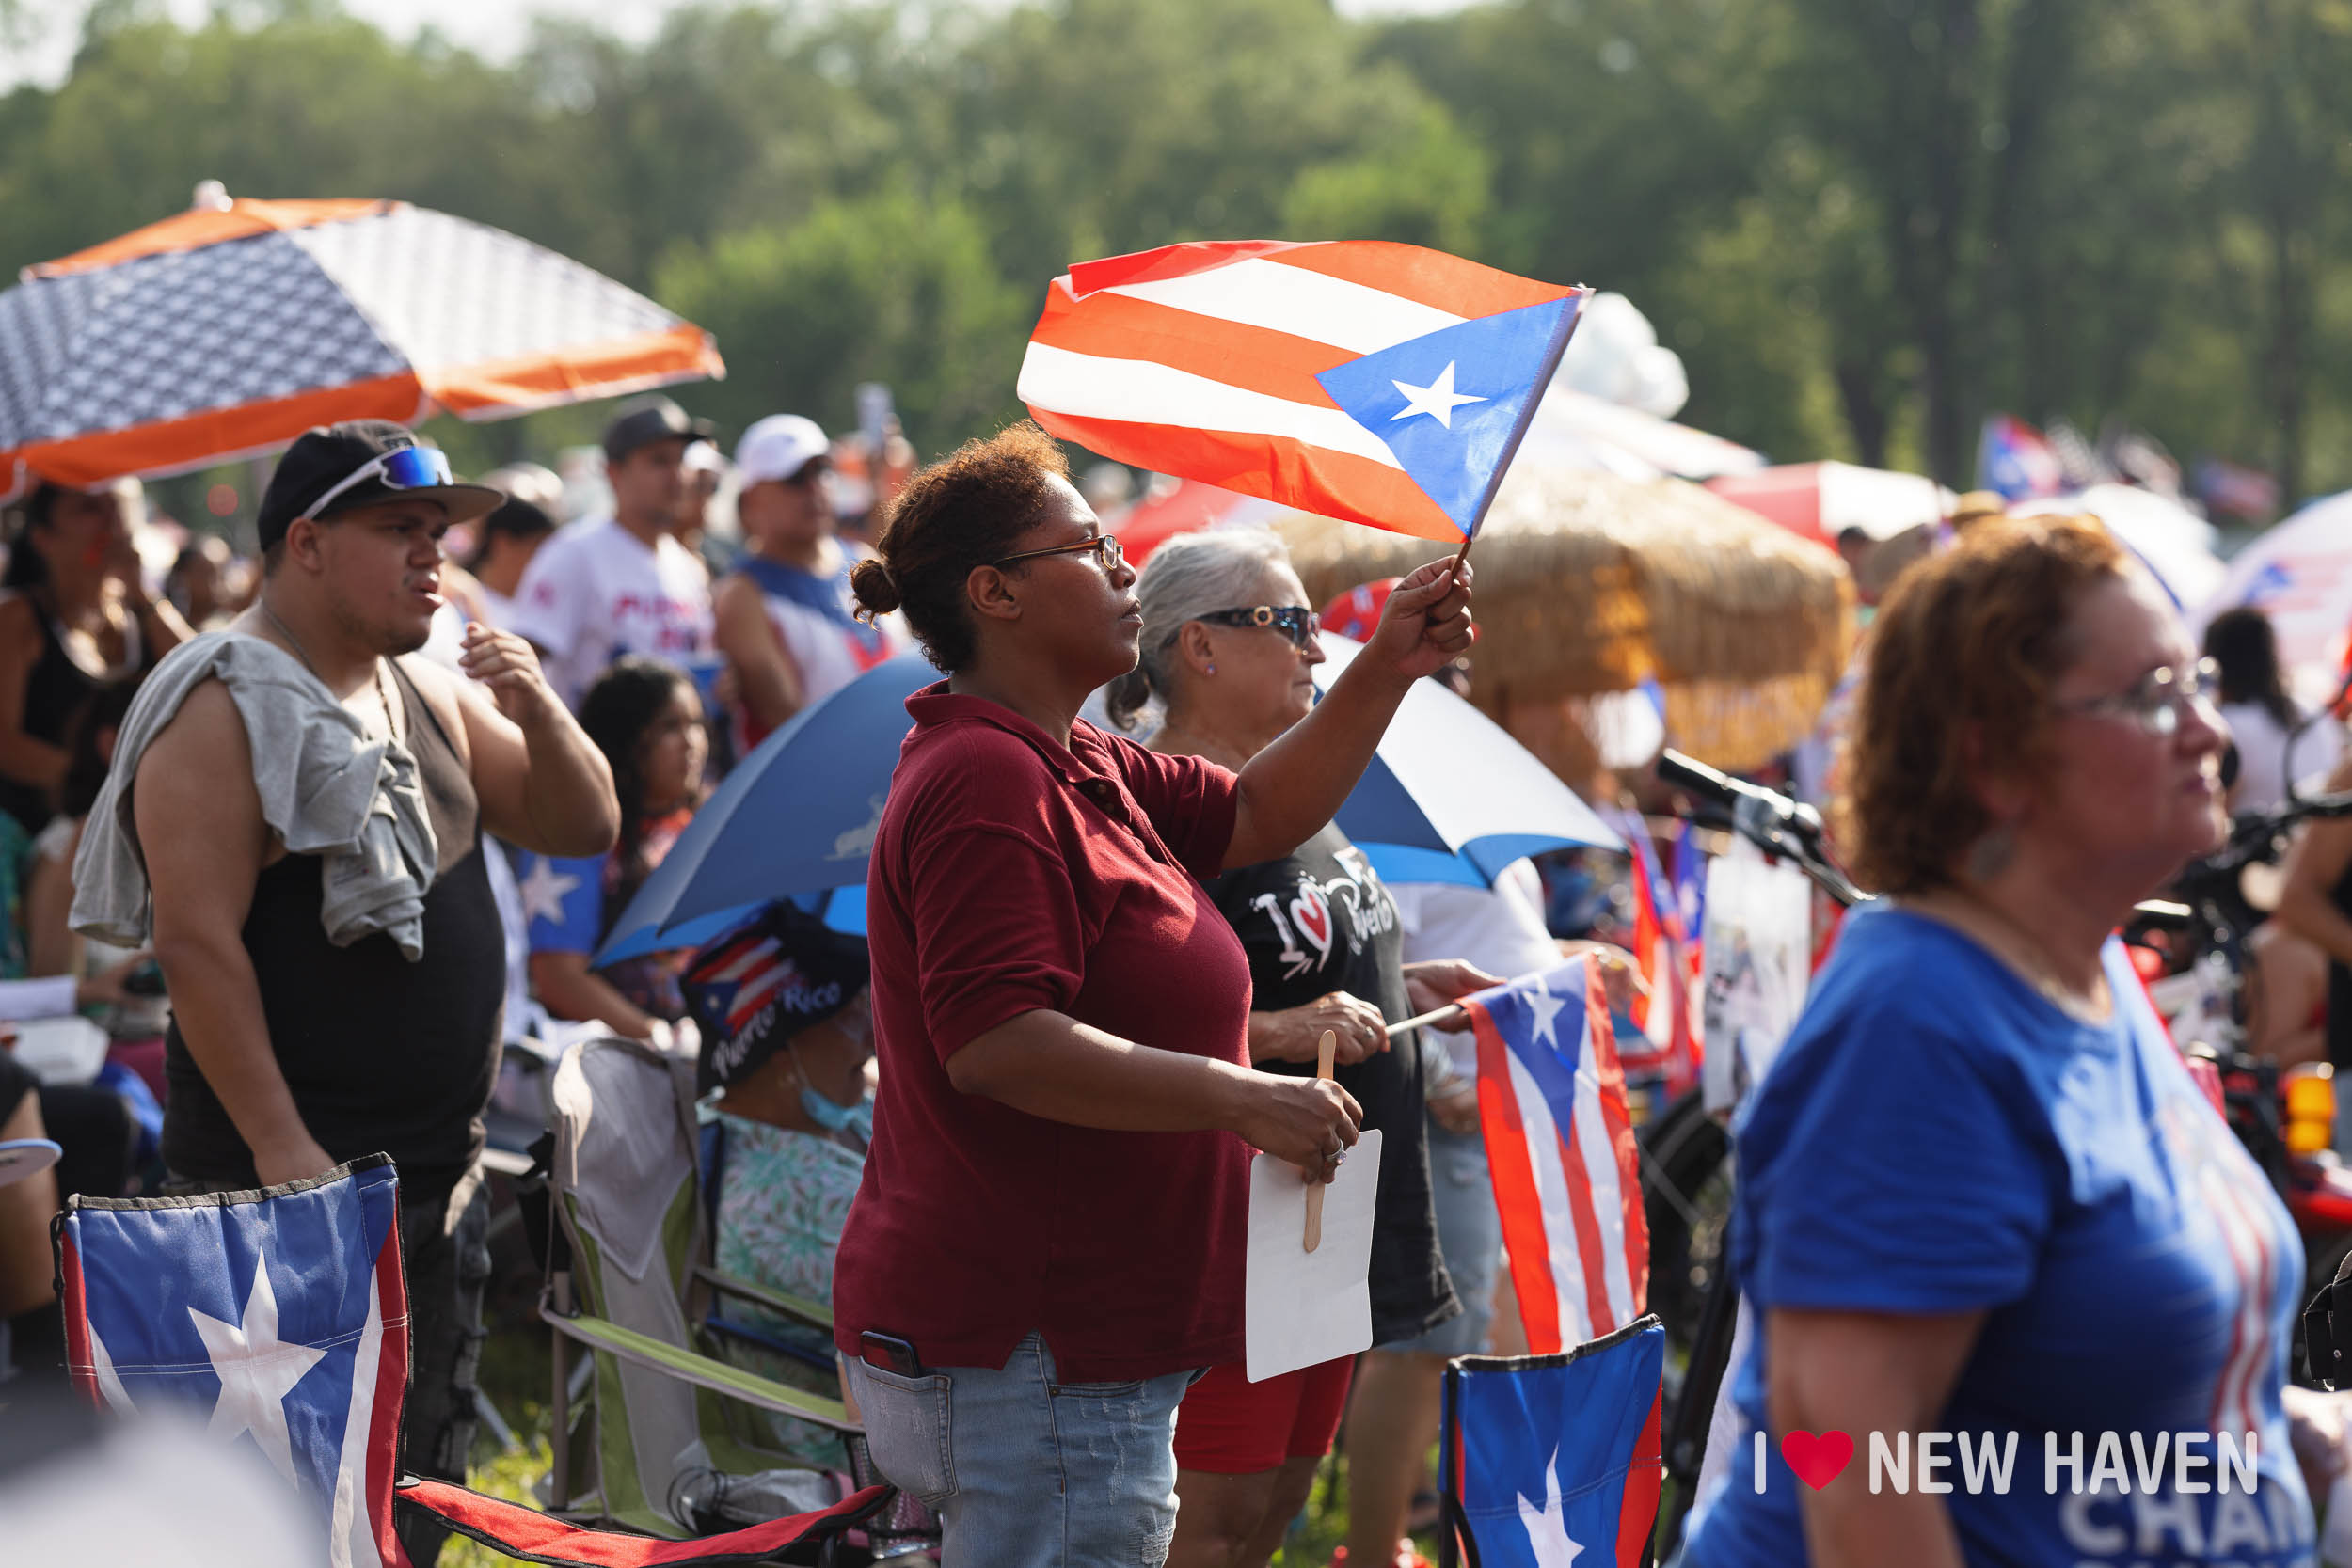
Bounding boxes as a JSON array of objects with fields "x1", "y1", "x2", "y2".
[{"x1": 124, "y1": 421, "x2": 619, "y2": 1564}]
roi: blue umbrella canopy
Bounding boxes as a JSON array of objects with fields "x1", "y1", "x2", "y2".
[
  {"x1": 1315, "y1": 631, "x2": 1623, "y2": 879},
  {"x1": 597, "y1": 633, "x2": 1619, "y2": 964},
  {"x1": 595, "y1": 654, "x2": 934, "y2": 965}
]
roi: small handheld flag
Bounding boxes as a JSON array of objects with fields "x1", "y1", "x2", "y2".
[
  {"x1": 1465, "y1": 957, "x2": 1648, "y2": 1355},
  {"x1": 1020, "y1": 241, "x2": 1588, "y2": 546}
]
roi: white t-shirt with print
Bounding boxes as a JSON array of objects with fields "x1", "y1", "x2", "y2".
[{"x1": 505, "y1": 515, "x2": 714, "y2": 709}]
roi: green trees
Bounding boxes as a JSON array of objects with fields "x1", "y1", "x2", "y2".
[{"x1": 2, "y1": 0, "x2": 2345, "y2": 499}]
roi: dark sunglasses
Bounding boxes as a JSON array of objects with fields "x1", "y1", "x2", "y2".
[
  {"x1": 1192, "y1": 604, "x2": 1321, "y2": 651},
  {"x1": 993, "y1": 532, "x2": 1125, "y2": 572}
]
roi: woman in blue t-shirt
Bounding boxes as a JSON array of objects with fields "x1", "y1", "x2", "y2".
[{"x1": 1684, "y1": 515, "x2": 2349, "y2": 1568}]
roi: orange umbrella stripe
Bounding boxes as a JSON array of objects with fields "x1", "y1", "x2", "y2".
[
  {"x1": 27, "y1": 199, "x2": 394, "y2": 280},
  {"x1": 421, "y1": 324, "x2": 725, "y2": 418},
  {"x1": 2, "y1": 373, "x2": 429, "y2": 493}
]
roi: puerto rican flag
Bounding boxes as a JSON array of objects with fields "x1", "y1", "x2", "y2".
[
  {"x1": 1469, "y1": 958, "x2": 1648, "y2": 1354},
  {"x1": 1442, "y1": 1317, "x2": 1664, "y2": 1568},
  {"x1": 1019, "y1": 241, "x2": 1589, "y2": 543},
  {"x1": 1977, "y1": 412, "x2": 2068, "y2": 501},
  {"x1": 691, "y1": 928, "x2": 799, "y2": 1036},
  {"x1": 57, "y1": 1156, "x2": 409, "y2": 1568}
]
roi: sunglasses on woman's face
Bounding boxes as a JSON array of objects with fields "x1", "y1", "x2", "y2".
[{"x1": 1191, "y1": 605, "x2": 1321, "y2": 651}]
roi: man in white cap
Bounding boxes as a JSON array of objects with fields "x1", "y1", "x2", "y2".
[
  {"x1": 506, "y1": 394, "x2": 718, "y2": 709},
  {"x1": 711, "y1": 414, "x2": 909, "y2": 752}
]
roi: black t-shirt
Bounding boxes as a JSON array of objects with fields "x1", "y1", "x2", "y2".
[
  {"x1": 1209, "y1": 823, "x2": 1458, "y2": 1345},
  {"x1": 162, "y1": 663, "x2": 506, "y2": 1197}
]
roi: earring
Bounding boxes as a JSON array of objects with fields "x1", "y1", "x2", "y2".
[
  {"x1": 1964, "y1": 824, "x2": 2016, "y2": 882},
  {"x1": 1205, "y1": 664, "x2": 1216, "y2": 676}
]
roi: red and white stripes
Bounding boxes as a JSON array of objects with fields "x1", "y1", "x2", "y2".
[{"x1": 1019, "y1": 239, "x2": 1579, "y2": 544}]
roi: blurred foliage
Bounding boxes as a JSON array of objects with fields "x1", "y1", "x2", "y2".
[{"x1": 3, "y1": 0, "x2": 2349, "y2": 504}]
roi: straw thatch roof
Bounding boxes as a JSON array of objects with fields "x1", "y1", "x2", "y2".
[{"x1": 1276, "y1": 462, "x2": 1855, "y2": 774}]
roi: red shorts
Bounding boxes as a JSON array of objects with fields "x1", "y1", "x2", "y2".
[{"x1": 1172, "y1": 1355, "x2": 1355, "y2": 1474}]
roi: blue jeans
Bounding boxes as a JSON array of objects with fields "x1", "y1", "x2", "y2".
[{"x1": 842, "y1": 1331, "x2": 1198, "y2": 1567}]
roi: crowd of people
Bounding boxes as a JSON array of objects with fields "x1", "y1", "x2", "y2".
[{"x1": 4, "y1": 387, "x2": 2352, "y2": 1568}]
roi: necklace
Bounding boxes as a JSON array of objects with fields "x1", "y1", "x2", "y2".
[{"x1": 259, "y1": 598, "x2": 397, "y2": 741}]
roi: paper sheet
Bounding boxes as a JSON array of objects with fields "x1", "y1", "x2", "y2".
[{"x1": 1244, "y1": 1129, "x2": 1383, "y2": 1383}]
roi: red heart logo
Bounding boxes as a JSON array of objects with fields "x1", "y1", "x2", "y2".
[
  {"x1": 1780, "y1": 1430, "x2": 1853, "y2": 1490},
  {"x1": 1291, "y1": 887, "x2": 1332, "y2": 952}
]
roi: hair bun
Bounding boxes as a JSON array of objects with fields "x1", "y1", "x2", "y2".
[{"x1": 850, "y1": 556, "x2": 902, "y2": 618}]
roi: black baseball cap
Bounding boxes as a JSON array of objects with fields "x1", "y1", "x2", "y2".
[
  {"x1": 256, "y1": 421, "x2": 501, "y2": 551},
  {"x1": 602, "y1": 394, "x2": 717, "y2": 465},
  {"x1": 687, "y1": 903, "x2": 872, "y2": 1099}
]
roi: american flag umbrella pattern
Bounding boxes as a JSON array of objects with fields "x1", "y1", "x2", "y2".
[{"x1": 0, "y1": 194, "x2": 724, "y2": 498}]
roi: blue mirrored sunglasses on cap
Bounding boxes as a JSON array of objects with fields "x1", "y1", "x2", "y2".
[{"x1": 303, "y1": 445, "x2": 455, "y2": 521}]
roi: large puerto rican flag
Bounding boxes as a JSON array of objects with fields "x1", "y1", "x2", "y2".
[
  {"x1": 1467, "y1": 957, "x2": 1649, "y2": 1354},
  {"x1": 56, "y1": 1156, "x2": 409, "y2": 1568},
  {"x1": 1019, "y1": 240, "x2": 1589, "y2": 543}
]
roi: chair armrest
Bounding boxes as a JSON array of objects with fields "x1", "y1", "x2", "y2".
[
  {"x1": 541, "y1": 1304, "x2": 859, "y2": 1432},
  {"x1": 695, "y1": 1265, "x2": 834, "y2": 1332}
]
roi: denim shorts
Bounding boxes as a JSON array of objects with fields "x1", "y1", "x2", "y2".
[
  {"x1": 1386, "y1": 1117, "x2": 1502, "y2": 1357},
  {"x1": 841, "y1": 1330, "x2": 1199, "y2": 1567}
]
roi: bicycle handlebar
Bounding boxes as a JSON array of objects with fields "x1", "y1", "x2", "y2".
[{"x1": 2198, "y1": 789, "x2": 2352, "y2": 879}]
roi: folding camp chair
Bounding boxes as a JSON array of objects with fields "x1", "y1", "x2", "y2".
[
  {"x1": 1439, "y1": 1315, "x2": 1665, "y2": 1568},
  {"x1": 54, "y1": 1154, "x2": 891, "y2": 1568},
  {"x1": 539, "y1": 1035, "x2": 919, "y2": 1546}
]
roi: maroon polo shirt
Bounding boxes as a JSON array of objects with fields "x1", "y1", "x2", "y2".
[{"x1": 832, "y1": 684, "x2": 1254, "y2": 1383}]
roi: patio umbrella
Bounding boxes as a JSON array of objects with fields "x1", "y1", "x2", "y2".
[
  {"x1": 598, "y1": 627, "x2": 1624, "y2": 959},
  {"x1": 595, "y1": 653, "x2": 937, "y2": 965},
  {"x1": 2193, "y1": 490, "x2": 2352, "y2": 700},
  {"x1": 2017, "y1": 483, "x2": 2226, "y2": 611},
  {"x1": 1312, "y1": 631, "x2": 1622, "y2": 882},
  {"x1": 1109, "y1": 479, "x2": 1286, "y2": 568},
  {"x1": 1519, "y1": 388, "x2": 1765, "y2": 483},
  {"x1": 1706, "y1": 460, "x2": 1949, "y2": 546},
  {"x1": 0, "y1": 189, "x2": 723, "y2": 497}
]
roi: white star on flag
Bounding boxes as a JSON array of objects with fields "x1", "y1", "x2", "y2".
[
  {"x1": 188, "y1": 1255, "x2": 326, "y2": 1484},
  {"x1": 1523, "y1": 976, "x2": 1567, "y2": 1050},
  {"x1": 516, "y1": 858, "x2": 581, "y2": 926},
  {"x1": 1390, "y1": 360, "x2": 1486, "y2": 429},
  {"x1": 1517, "y1": 1443, "x2": 1585, "y2": 1567}
]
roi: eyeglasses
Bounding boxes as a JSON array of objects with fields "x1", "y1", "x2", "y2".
[
  {"x1": 993, "y1": 532, "x2": 1125, "y2": 573},
  {"x1": 304, "y1": 445, "x2": 454, "y2": 522},
  {"x1": 2058, "y1": 657, "x2": 2221, "y2": 737},
  {"x1": 1192, "y1": 604, "x2": 1322, "y2": 652}
]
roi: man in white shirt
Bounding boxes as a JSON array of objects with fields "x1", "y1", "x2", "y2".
[
  {"x1": 506, "y1": 396, "x2": 718, "y2": 708},
  {"x1": 710, "y1": 413, "x2": 911, "y2": 753}
]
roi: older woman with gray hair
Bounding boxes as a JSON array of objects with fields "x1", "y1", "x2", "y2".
[{"x1": 1111, "y1": 528, "x2": 1495, "y2": 1568}]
